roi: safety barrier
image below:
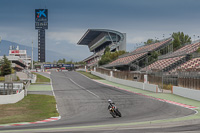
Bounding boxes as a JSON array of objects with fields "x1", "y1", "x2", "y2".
[
  {"x1": 92, "y1": 70, "x2": 200, "y2": 101},
  {"x1": 91, "y1": 71, "x2": 160, "y2": 93},
  {"x1": 172, "y1": 86, "x2": 200, "y2": 101},
  {"x1": 76, "y1": 69, "x2": 87, "y2": 72},
  {"x1": 0, "y1": 90, "x2": 24, "y2": 104}
]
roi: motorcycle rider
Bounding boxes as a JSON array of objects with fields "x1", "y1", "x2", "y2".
[
  {"x1": 108, "y1": 99, "x2": 122, "y2": 117},
  {"x1": 108, "y1": 99, "x2": 115, "y2": 110}
]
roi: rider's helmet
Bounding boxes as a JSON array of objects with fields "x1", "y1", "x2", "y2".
[{"x1": 108, "y1": 99, "x2": 112, "y2": 104}]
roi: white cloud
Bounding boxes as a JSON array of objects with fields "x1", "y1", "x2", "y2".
[
  {"x1": 0, "y1": 32, "x2": 8, "y2": 40},
  {"x1": 55, "y1": 41, "x2": 61, "y2": 45},
  {"x1": 47, "y1": 29, "x2": 85, "y2": 44},
  {"x1": 127, "y1": 36, "x2": 146, "y2": 44}
]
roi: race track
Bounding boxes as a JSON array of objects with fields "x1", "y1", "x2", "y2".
[{"x1": 0, "y1": 71, "x2": 198, "y2": 133}]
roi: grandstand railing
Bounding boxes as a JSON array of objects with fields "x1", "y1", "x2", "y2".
[
  {"x1": 192, "y1": 52, "x2": 200, "y2": 58},
  {"x1": 158, "y1": 40, "x2": 200, "y2": 60},
  {"x1": 119, "y1": 38, "x2": 172, "y2": 58}
]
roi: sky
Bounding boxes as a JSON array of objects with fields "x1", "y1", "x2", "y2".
[{"x1": 0, "y1": 0, "x2": 200, "y2": 62}]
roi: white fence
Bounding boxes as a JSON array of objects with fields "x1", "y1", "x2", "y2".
[
  {"x1": 0, "y1": 90, "x2": 24, "y2": 104},
  {"x1": 91, "y1": 71, "x2": 161, "y2": 93},
  {"x1": 173, "y1": 86, "x2": 200, "y2": 101},
  {"x1": 91, "y1": 71, "x2": 200, "y2": 101}
]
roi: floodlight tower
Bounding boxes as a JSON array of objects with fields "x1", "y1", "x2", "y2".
[{"x1": 31, "y1": 40, "x2": 33, "y2": 70}]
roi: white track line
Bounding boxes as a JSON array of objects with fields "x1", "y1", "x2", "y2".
[
  {"x1": 51, "y1": 74, "x2": 100, "y2": 98},
  {"x1": 68, "y1": 78, "x2": 100, "y2": 98}
]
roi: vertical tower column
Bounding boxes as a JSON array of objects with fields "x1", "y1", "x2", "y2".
[{"x1": 38, "y1": 29, "x2": 45, "y2": 62}]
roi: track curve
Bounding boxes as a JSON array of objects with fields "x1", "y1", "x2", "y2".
[{"x1": 0, "y1": 71, "x2": 197, "y2": 133}]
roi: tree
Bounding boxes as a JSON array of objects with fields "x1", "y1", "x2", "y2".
[
  {"x1": 197, "y1": 46, "x2": 200, "y2": 53},
  {"x1": 172, "y1": 32, "x2": 191, "y2": 50},
  {"x1": 173, "y1": 35, "x2": 181, "y2": 49},
  {"x1": 66, "y1": 59, "x2": 74, "y2": 64},
  {"x1": 144, "y1": 39, "x2": 159, "y2": 45},
  {"x1": 151, "y1": 51, "x2": 159, "y2": 59},
  {"x1": 0, "y1": 55, "x2": 12, "y2": 76},
  {"x1": 144, "y1": 39, "x2": 154, "y2": 45},
  {"x1": 53, "y1": 60, "x2": 57, "y2": 64},
  {"x1": 98, "y1": 50, "x2": 126, "y2": 66},
  {"x1": 104, "y1": 46, "x2": 110, "y2": 55},
  {"x1": 147, "y1": 51, "x2": 159, "y2": 64},
  {"x1": 57, "y1": 58, "x2": 67, "y2": 64},
  {"x1": 77, "y1": 61, "x2": 86, "y2": 65},
  {"x1": 62, "y1": 58, "x2": 66, "y2": 64}
]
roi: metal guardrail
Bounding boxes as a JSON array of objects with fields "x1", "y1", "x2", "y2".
[{"x1": 0, "y1": 82, "x2": 23, "y2": 95}]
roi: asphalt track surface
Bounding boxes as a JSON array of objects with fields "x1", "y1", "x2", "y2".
[{"x1": 0, "y1": 71, "x2": 198, "y2": 133}]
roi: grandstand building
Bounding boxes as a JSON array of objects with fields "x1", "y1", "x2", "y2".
[
  {"x1": 104, "y1": 38, "x2": 173, "y2": 71},
  {"x1": 77, "y1": 29, "x2": 126, "y2": 67},
  {"x1": 0, "y1": 46, "x2": 29, "y2": 71}
]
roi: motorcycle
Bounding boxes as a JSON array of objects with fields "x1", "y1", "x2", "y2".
[{"x1": 109, "y1": 105, "x2": 122, "y2": 118}]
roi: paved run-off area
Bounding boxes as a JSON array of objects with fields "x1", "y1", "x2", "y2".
[
  {"x1": 27, "y1": 83, "x2": 53, "y2": 96},
  {"x1": 95, "y1": 79, "x2": 200, "y2": 123}
]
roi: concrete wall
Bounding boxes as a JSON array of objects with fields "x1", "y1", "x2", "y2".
[
  {"x1": 31, "y1": 74, "x2": 37, "y2": 83},
  {"x1": 144, "y1": 83, "x2": 158, "y2": 92},
  {"x1": 0, "y1": 90, "x2": 24, "y2": 104},
  {"x1": 92, "y1": 71, "x2": 200, "y2": 101},
  {"x1": 76, "y1": 69, "x2": 87, "y2": 72},
  {"x1": 92, "y1": 71, "x2": 160, "y2": 93},
  {"x1": 173, "y1": 86, "x2": 200, "y2": 101}
]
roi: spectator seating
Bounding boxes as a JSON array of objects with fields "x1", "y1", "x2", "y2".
[
  {"x1": 132, "y1": 38, "x2": 172, "y2": 54},
  {"x1": 105, "y1": 38, "x2": 172, "y2": 68},
  {"x1": 106, "y1": 52, "x2": 147, "y2": 67},
  {"x1": 141, "y1": 56, "x2": 185, "y2": 71},
  {"x1": 161, "y1": 42, "x2": 200, "y2": 59},
  {"x1": 177, "y1": 57, "x2": 200, "y2": 71},
  {"x1": 142, "y1": 41, "x2": 200, "y2": 72}
]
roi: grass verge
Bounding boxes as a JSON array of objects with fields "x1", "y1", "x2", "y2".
[
  {"x1": 0, "y1": 77, "x2": 5, "y2": 81},
  {"x1": 78, "y1": 71, "x2": 103, "y2": 80},
  {"x1": 0, "y1": 94, "x2": 59, "y2": 124},
  {"x1": 32, "y1": 72, "x2": 50, "y2": 83}
]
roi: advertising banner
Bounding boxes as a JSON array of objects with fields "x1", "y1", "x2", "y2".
[{"x1": 35, "y1": 9, "x2": 48, "y2": 29}]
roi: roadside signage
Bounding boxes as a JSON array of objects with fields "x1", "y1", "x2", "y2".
[{"x1": 43, "y1": 64, "x2": 74, "y2": 68}]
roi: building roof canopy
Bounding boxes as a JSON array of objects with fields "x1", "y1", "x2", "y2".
[{"x1": 77, "y1": 29, "x2": 124, "y2": 45}]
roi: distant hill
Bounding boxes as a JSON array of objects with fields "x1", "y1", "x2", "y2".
[{"x1": 0, "y1": 40, "x2": 71, "y2": 62}]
